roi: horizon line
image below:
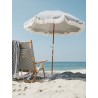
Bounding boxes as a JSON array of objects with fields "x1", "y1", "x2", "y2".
[{"x1": 44, "y1": 61, "x2": 86, "y2": 62}]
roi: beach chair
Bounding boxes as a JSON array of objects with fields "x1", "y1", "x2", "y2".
[{"x1": 19, "y1": 40, "x2": 47, "y2": 82}]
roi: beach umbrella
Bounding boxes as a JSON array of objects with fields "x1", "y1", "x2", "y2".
[{"x1": 24, "y1": 11, "x2": 84, "y2": 75}]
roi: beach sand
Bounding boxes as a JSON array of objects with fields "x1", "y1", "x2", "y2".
[{"x1": 12, "y1": 69, "x2": 86, "y2": 98}]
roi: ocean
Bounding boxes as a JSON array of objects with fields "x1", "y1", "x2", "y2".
[{"x1": 37, "y1": 62, "x2": 86, "y2": 71}]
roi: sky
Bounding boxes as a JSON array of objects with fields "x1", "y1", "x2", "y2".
[{"x1": 12, "y1": 0, "x2": 86, "y2": 62}]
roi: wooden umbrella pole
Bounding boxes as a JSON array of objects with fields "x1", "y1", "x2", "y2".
[{"x1": 51, "y1": 24, "x2": 55, "y2": 75}]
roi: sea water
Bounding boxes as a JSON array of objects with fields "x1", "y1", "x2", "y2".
[{"x1": 37, "y1": 62, "x2": 86, "y2": 71}]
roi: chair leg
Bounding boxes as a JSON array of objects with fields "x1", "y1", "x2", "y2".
[
  {"x1": 29, "y1": 62, "x2": 46, "y2": 82},
  {"x1": 32, "y1": 67, "x2": 41, "y2": 82},
  {"x1": 32, "y1": 72, "x2": 38, "y2": 82},
  {"x1": 21, "y1": 70, "x2": 23, "y2": 76},
  {"x1": 42, "y1": 68, "x2": 45, "y2": 78},
  {"x1": 41, "y1": 62, "x2": 45, "y2": 78}
]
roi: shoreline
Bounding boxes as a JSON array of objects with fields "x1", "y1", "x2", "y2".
[
  {"x1": 37, "y1": 69, "x2": 86, "y2": 77},
  {"x1": 45, "y1": 69, "x2": 86, "y2": 74}
]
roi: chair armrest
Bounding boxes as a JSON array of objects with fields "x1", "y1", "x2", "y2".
[{"x1": 34, "y1": 60, "x2": 48, "y2": 64}]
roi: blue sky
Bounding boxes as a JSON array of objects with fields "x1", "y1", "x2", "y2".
[{"x1": 12, "y1": 0, "x2": 86, "y2": 62}]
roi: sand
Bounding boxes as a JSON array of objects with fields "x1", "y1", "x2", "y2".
[{"x1": 12, "y1": 69, "x2": 86, "y2": 98}]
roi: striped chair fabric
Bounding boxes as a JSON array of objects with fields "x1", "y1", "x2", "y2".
[{"x1": 19, "y1": 41, "x2": 35, "y2": 72}]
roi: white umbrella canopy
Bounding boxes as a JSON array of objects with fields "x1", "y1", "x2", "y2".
[
  {"x1": 24, "y1": 11, "x2": 84, "y2": 35},
  {"x1": 24, "y1": 11, "x2": 84, "y2": 75}
]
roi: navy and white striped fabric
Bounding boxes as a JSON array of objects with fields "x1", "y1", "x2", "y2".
[
  {"x1": 19, "y1": 41, "x2": 35, "y2": 72},
  {"x1": 12, "y1": 40, "x2": 20, "y2": 79}
]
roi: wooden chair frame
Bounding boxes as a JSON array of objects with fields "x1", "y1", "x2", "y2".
[{"x1": 20, "y1": 40, "x2": 47, "y2": 82}]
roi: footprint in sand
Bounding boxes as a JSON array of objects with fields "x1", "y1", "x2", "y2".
[
  {"x1": 13, "y1": 89, "x2": 16, "y2": 92},
  {"x1": 18, "y1": 93, "x2": 21, "y2": 95},
  {"x1": 58, "y1": 85, "x2": 61, "y2": 88},
  {"x1": 75, "y1": 97, "x2": 79, "y2": 98},
  {"x1": 24, "y1": 87, "x2": 28, "y2": 91},
  {"x1": 38, "y1": 89, "x2": 43, "y2": 92},
  {"x1": 18, "y1": 89, "x2": 21, "y2": 91},
  {"x1": 12, "y1": 84, "x2": 16, "y2": 86},
  {"x1": 19, "y1": 85, "x2": 21, "y2": 87},
  {"x1": 40, "y1": 90, "x2": 43, "y2": 92},
  {"x1": 74, "y1": 94, "x2": 79, "y2": 98}
]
